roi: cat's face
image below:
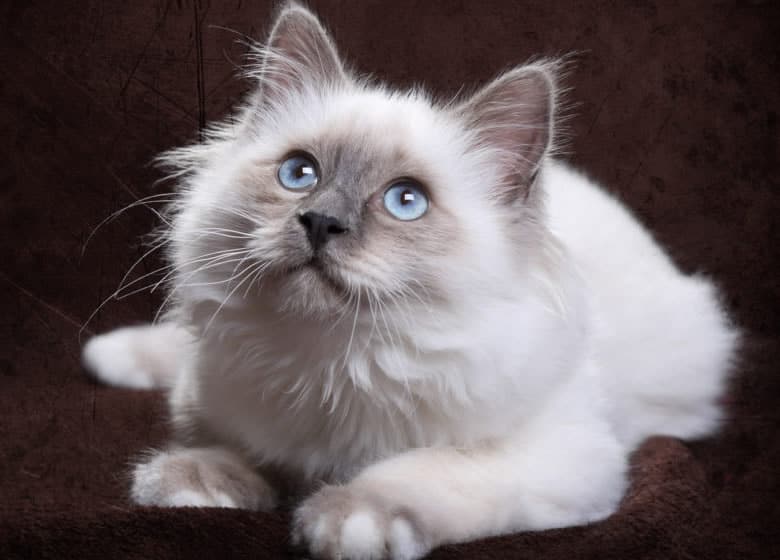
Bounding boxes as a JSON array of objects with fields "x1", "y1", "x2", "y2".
[{"x1": 169, "y1": 5, "x2": 555, "y2": 319}]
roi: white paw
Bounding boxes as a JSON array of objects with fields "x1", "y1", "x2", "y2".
[
  {"x1": 82, "y1": 329, "x2": 156, "y2": 389},
  {"x1": 293, "y1": 485, "x2": 429, "y2": 560},
  {"x1": 131, "y1": 447, "x2": 276, "y2": 511}
]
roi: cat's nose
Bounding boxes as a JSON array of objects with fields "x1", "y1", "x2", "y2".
[{"x1": 298, "y1": 211, "x2": 348, "y2": 252}]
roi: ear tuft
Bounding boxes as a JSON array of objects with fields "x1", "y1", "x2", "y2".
[{"x1": 455, "y1": 60, "x2": 559, "y2": 203}]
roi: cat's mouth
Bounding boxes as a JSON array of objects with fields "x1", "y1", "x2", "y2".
[{"x1": 288, "y1": 256, "x2": 349, "y2": 297}]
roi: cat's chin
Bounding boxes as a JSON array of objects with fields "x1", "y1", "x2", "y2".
[{"x1": 267, "y1": 260, "x2": 351, "y2": 316}]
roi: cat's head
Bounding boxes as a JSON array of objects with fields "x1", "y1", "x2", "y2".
[{"x1": 166, "y1": 2, "x2": 560, "y2": 320}]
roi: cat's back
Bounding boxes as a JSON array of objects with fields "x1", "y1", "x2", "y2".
[
  {"x1": 543, "y1": 160, "x2": 677, "y2": 285},
  {"x1": 542, "y1": 159, "x2": 726, "y2": 321},
  {"x1": 543, "y1": 160, "x2": 737, "y2": 447}
]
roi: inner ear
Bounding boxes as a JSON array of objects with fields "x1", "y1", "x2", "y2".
[
  {"x1": 455, "y1": 63, "x2": 556, "y2": 203},
  {"x1": 253, "y1": 2, "x2": 347, "y2": 109}
]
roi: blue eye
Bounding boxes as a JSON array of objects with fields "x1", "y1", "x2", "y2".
[
  {"x1": 383, "y1": 181, "x2": 429, "y2": 221},
  {"x1": 278, "y1": 153, "x2": 319, "y2": 190}
]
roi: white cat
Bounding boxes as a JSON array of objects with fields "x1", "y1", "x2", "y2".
[{"x1": 82, "y1": 3, "x2": 738, "y2": 559}]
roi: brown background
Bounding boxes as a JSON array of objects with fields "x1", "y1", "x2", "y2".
[{"x1": 1, "y1": 1, "x2": 778, "y2": 558}]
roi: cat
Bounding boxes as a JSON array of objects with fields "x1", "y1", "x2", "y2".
[{"x1": 82, "y1": 2, "x2": 739, "y2": 559}]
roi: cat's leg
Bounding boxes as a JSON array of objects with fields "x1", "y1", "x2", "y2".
[
  {"x1": 82, "y1": 323, "x2": 192, "y2": 389},
  {"x1": 131, "y1": 445, "x2": 277, "y2": 510},
  {"x1": 293, "y1": 413, "x2": 627, "y2": 560}
]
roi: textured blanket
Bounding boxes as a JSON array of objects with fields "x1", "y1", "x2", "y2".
[{"x1": 1, "y1": 1, "x2": 778, "y2": 558}]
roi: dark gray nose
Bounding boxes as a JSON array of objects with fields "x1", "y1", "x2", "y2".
[{"x1": 298, "y1": 211, "x2": 348, "y2": 252}]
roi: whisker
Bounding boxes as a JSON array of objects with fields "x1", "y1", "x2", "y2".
[
  {"x1": 243, "y1": 261, "x2": 271, "y2": 298},
  {"x1": 151, "y1": 250, "x2": 251, "y2": 324},
  {"x1": 342, "y1": 289, "x2": 362, "y2": 369},
  {"x1": 113, "y1": 237, "x2": 172, "y2": 296},
  {"x1": 81, "y1": 193, "x2": 177, "y2": 256},
  {"x1": 116, "y1": 247, "x2": 251, "y2": 298},
  {"x1": 202, "y1": 254, "x2": 262, "y2": 333},
  {"x1": 146, "y1": 256, "x2": 254, "y2": 292}
]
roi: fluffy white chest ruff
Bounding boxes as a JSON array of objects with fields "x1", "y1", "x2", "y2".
[{"x1": 177, "y1": 279, "x2": 583, "y2": 482}]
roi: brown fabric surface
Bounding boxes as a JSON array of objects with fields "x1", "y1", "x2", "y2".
[{"x1": 1, "y1": 1, "x2": 778, "y2": 558}]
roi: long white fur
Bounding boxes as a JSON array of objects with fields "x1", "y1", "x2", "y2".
[{"x1": 82, "y1": 4, "x2": 738, "y2": 559}]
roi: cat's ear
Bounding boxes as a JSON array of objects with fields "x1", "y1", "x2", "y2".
[
  {"x1": 455, "y1": 63, "x2": 556, "y2": 203},
  {"x1": 253, "y1": 2, "x2": 346, "y2": 107}
]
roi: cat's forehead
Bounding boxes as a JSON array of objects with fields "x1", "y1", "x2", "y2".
[
  {"x1": 268, "y1": 88, "x2": 464, "y2": 188},
  {"x1": 280, "y1": 90, "x2": 452, "y2": 157},
  {"x1": 315, "y1": 89, "x2": 441, "y2": 139}
]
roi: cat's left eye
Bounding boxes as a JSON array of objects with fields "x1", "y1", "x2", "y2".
[
  {"x1": 278, "y1": 153, "x2": 319, "y2": 191},
  {"x1": 383, "y1": 181, "x2": 429, "y2": 221}
]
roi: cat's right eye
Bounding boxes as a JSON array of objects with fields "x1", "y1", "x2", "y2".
[{"x1": 278, "y1": 153, "x2": 319, "y2": 191}]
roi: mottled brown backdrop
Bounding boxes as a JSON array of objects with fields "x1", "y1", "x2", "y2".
[{"x1": 1, "y1": 1, "x2": 778, "y2": 558}]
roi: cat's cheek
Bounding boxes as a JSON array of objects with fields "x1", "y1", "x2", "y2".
[{"x1": 292, "y1": 485, "x2": 430, "y2": 560}]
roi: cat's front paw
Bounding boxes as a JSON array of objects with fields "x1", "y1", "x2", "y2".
[
  {"x1": 83, "y1": 329, "x2": 158, "y2": 389},
  {"x1": 292, "y1": 485, "x2": 429, "y2": 560},
  {"x1": 131, "y1": 447, "x2": 276, "y2": 510}
]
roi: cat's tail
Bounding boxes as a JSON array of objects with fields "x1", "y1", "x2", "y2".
[{"x1": 82, "y1": 323, "x2": 192, "y2": 389}]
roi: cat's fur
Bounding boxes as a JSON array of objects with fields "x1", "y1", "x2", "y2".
[{"x1": 82, "y1": 3, "x2": 738, "y2": 559}]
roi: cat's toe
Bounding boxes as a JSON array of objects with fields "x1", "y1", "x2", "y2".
[
  {"x1": 166, "y1": 488, "x2": 237, "y2": 508},
  {"x1": 293, "y1": 485, "x2": 428, "y2": 560}
]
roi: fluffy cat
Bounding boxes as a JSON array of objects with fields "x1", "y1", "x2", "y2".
[{"x1": 82, "y1": 3, "x2": 738, "y2": 559}]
